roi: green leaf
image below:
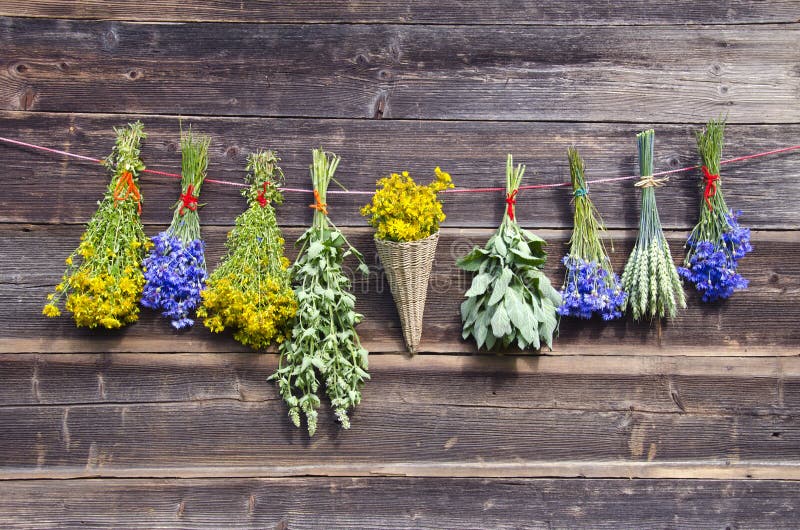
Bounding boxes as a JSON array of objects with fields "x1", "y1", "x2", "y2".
[
  {"x1": 357, "y1": 262, "x2": 370, "y2": 276},
  {"x1": 505, "y1": 287, "x2": 532, "y2": 331},
  {"x1": 465, "y1": 273, "x2": 492, "y2": 297},
  {"x1": 490, "y1": 304, "x2": 512, "y2": 338},
  {"x1": 509, "y1": 248, "x2": 546, "y2": 268},
  {"x1": 488, "y1": 267, "x2": 512, "y2": 306},
  {"x1": 456, "y1": 247, "x2": 489, "y2": 271},
  {"x1": 484, "y1": 332, "x2": 497, "y2": 350},
  {"x1": 307, "y1": 240, "x2": 325, "y2": 259}
]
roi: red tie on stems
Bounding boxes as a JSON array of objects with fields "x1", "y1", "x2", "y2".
[
  {"x1": 505, "y1": 189, "x2": 518, "y2": 221},
  {"x1": 178, "y1": 184, "x2": 199, "y2": 215},
  {"x1": 701, "y1": 165, "x2": 719, "y2": 210}
]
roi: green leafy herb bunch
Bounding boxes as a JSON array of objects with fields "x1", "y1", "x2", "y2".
[
  {"x1": 271, "y1": 149, "x2": 370, "y2": 436},
  {"x1": 197, "y1": 150, "x2": 297, "y2": 349},
  {"x1": 621, "y1": 129, "x2": 686, "y2": 321},
  {"x1": 43, "y1": 121, "x2": 150, "y2": 329},
  {"x1": 457, "y1": 154, "x2": 561, "y2": 351}
]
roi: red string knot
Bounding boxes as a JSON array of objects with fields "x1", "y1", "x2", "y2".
[
  {"x1": 505, "y1": 189, "x2": 518, "y2": 221},
  {"x1": 701, "y1": 165, "x2": 720, "y2": 210},
  {"x1": 256, "y1": 181, "x2": 270, "y2": 208},
  {"x1": 178, "y1": 184, "x2": 199, "y2": 215}
]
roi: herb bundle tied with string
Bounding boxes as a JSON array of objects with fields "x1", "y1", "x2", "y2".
[
  {"x1": 621, "y1": 129, "x2": 686, "y2": 321},
  {"x1": 678, "y1": 118, "x2": 752, "y2": 302},
  {"x1": 558, "y1": 147, "x2": 626, "y2": 320},
  {"x1": 458, "y1": 154, "x2": 561, "y2": 351},
  {"x1": 271, "y1": 149, "x2": 370, "y2": 436},
  {"x1": 141, "y1": 127, "x2": 209, "y2": 329},
  {"x1": 198, "y1": 150, "x2": 297, "y2": 349},
  {"x1": 43, "y1": 121, "x2": 150, "y2": 328}
]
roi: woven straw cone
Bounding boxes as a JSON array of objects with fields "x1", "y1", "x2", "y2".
[{"x1": 375, "y1": 231, "x2": 439, "y2": 354}]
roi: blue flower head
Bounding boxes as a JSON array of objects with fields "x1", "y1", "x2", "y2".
[
  {"x1": 141, "y1": 232, "x2": 207, "y2": 329},
  {"x1": 558, "y1": 256, "x2": 627, "y2": 320},
  {"x1": 679, "y1": 210, "x2": 752, "y2": 302}
]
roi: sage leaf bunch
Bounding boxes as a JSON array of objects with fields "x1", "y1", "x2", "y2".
[
  {"x1": 271, "y1": 149, "x2": 370, "y2": 436},
  {"x1": 457, "y1": 155, "x2": 561, "y2": 351}
]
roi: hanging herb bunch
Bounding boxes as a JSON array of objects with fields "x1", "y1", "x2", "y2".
[
  {"x1": 43, "y1": 121, "x2": 151, "y2": 328},
  {"x1": 678, "y1": 118, "x2": 752, "y2": 302},
  {"x1": 558, "y1": 147, "x2": 626, "y2": 320},
  {"x1": 197, "y1": 150, "x2": 297, "y2": 349},
  {"x1": 141, "y1": 127, "x2": 210, "y2": 329},
  {"x1": 271, "y1": 149, "x2": 370, "y2": 437},
  {"x1": 457, "y1": 154, "x2": 561, "y2": 351},
  {"x1": 621, "y1": 129, "x2": 686, "y2": 321}
]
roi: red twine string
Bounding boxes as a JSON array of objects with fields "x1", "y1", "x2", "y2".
[
  {"x1": 178, "y1": 184, "x2": 199, "y2": 215},
  {"x1": 256, "y1": 181, "x2": 269, "y2": 207},
  {"x1": 112, "y1": 170, "x2": 142, "y2": 215},
  {"x1": 505, "y1": 189, "x2": 518, "y2": 221},
  {"x1": 701, "y1": 165, "x2": 720, "y2": 210}
]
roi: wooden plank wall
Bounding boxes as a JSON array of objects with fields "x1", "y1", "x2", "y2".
[{"x1": 1, "y1": 2, "x2": 799, "y2": 527}]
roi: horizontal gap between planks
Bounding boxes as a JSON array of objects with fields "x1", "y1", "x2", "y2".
[
  {"x1": 3, "y1": 107, "x2": 800, "y2": 127},
  {"x1": 2, "y1": 14, "x2": 800, "y2": 28},
  {"x1": 0, "y1": 461, "x2": 799, "y2": 481}
]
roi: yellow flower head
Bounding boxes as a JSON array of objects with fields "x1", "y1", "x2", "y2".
[{"x1": 361, "y1": 168, "x2": 454, "y2": 242}]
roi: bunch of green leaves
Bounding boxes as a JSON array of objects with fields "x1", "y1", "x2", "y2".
[
  {"x1": 168, "y1": 126, "x2": 210, "y2": 243},
  {"x1": 271, "y1": 148, "x2": 370, "y2": 436},
  {"x1": 621, "y1": 129, "x2": 686, "y2": 321},
  {"x1": 43, "y1": 121, "x2": 150, "y2": 328},
  {"x1": 457, "y1": 154, "x2": 561, "y2": 351}
]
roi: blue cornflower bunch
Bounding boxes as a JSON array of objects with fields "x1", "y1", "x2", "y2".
[
  {"x1": 679, "y1": 211, "x2": 752, "y2": 302},
  {"x1": 141, "y1": 127, "x2": 210, "y2": 329},
  {"x1": 142, "y1": 233, "x2": 207, "y2": 328},
  {"x1": 678, "y1": 119, "x2": 752, "y2": 302},
  {"x1": 559, "y1": 257, "x2": 626, "y2": 320},
  {"x1": 558, "y1": 147, "x2": 626, "y2": 320}
]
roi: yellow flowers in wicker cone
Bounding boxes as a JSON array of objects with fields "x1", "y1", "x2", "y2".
[{"x1": 361, "y1": 168, "x2": 454, "y2": 353}]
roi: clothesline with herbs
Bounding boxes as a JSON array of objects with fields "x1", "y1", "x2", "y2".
[{"x1": 1, "y1": 135, "x2": 798, "y2": 197}]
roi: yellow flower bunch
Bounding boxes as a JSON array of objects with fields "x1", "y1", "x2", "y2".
[
  {"x1": 199, "y1": 270, "x2": 297, "y2": 350},
  {"x1": 361, "y1": 167, "x2": 454, "y2": 242},
  {"x1": 197, "y1": 150, "x2": 297, "y2": 349},
  {"x1": 43, "y1": 122, "x2": 150, "y2": 329}
]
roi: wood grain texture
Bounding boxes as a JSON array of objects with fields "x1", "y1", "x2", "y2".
[
  {"x1": 1, "y1": 225, "x2": 797, "y2": 354},
  {"x1": 2, "y1": 18, "x2": 799, "y2": 122},
  {"x1": 2, "y1": 111, "x2": 800, "y2": 229},
  {"x1": 0, "y1": 380, "x2": 797, "y2": 478},
  {"x1": 0, "y1": 477, "x2": 797, "y2": 529},
  {"x1": 4, "y1": 1, "x2": 800, "y2": 25}
]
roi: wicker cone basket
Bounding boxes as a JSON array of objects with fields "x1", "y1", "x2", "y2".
[{"x1": 374, "y1": 231, "x2": 440, "y2": 353}]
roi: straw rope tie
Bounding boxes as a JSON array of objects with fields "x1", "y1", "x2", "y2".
[{"x1": 634, "y1": 175, "x2": 669, "y2": 189}]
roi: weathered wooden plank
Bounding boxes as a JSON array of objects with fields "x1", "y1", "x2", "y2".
[
  {"x1": 0, "y1": 394, "x2": 797, "y2": 478},
  {"x1": 5, "y1": 1, "x2": 800, "y2": 25},
  {"x1": 0, "y1": 477, "x2": 797, "y2": 529},
  {"x1": 0, "y1": 353, "x2": 797, "y2": 417},
  {"x1": 2, "y1": 19, "x2": 799, "y2": 122},
  {"x1": 0, "y1": 224, "x2": 797, "y2": 354},
  {"x1": 2, "y1": 112, "x2": 800, "y2": 229}
]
